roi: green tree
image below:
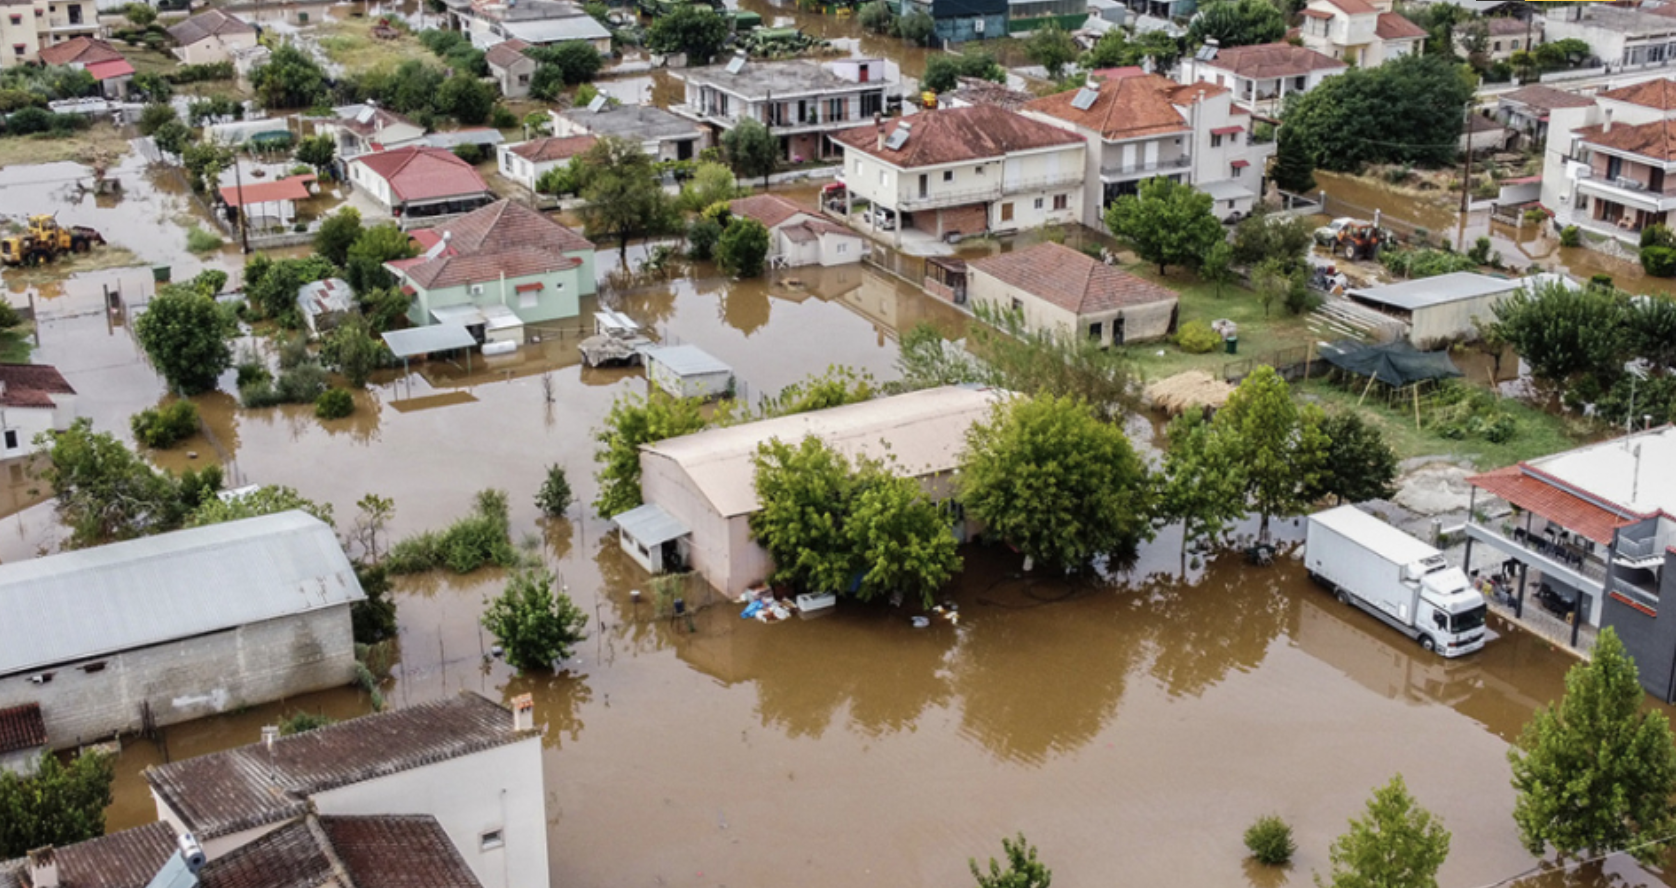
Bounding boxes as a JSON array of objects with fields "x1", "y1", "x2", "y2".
[
  {"x1": 1211, "y1": 365, "x2": 1328, "y2": 541},
  {"x1": 1083, "y1": 29, "x2": 1182, "y2": 69},
  {"x1": 721, "y1": 117, "x2": 778, "y2": 188},
  {"x1": 895, "y1": 9, "x2": 935, "y2": 45},
  {"x1": 187, "y1": 484, "x2": 335, "y2": 527},
  {"x1": 970, "y1": 833, "x2": 1052, "y2": 888},
  {"x1": 527, "y1": 40, "x2": 603, "y2": 85},
  {"x1": 33, "y1": 419, "x2": 202, "y2": 546},
  {"x1": 1186, "y1": 0, "x2": 1286, "y2": 48},
  {"x1": 123, "y1": 2, "x2": 156, "y2": 25},
  {"x1": 295, "y1": 133, "x2": 337, "y2": 176},
  {"x1": 1024, "y1": 24, "x2": 1079, "y2": 79},
  {"x1": 1508, "y1": 627, "x2": 1675, "y2": 865},
  {"x1": 1488, "y1": 280, "x2": 1626, "y2": 387},
  {"x1": 592, "y1": 392, "x2": 707, "y2": 517},
  {"x1": 847, "y1": 463, "x2": 961, "y2": 608},
  {"x1": 687, "y1": 216, "x2": 723, "y2": 260},
  {"x1": 750, "y1": 436, "x2": 860, "y2": 593},
  {"x1": 1282, "y1": 54, "x2": 1473, "y2": 172},
  {"x1": 716, "y1": 217, "x2": 769, "y2": 278},
  {"x1": 960, "y1": 393, "x2": 1152, "y2": 572},
  {"x1": 576, "y1": 135, "x2": 678, "y2": 261},
  {"x1": 352, "y1": 560, "x2": 399, "y2": 643},
  {"x1": 1104, "y1": 176, "x2": 1223, "y2": 275},
  {"x1": 137, "y1": 101, "x2": 177, "y2": 136},
  {"x1": 314, "y1": 207, "x2": 363, "y2": 266},
  {"x1": 481, "y1": 568, "x2": 590, "y2": 672},
  {"x1": 858, "y1": 0, "x2": 895, "y2": 33},
  {"x1": 152, "y1": 119, "x2": 192, "y2": 159},
  {"x1": 893, "y1": 322, "x2": 982, "y2": 392},
  {"x1": 1232, "y1": 210, "x2": 1314, "y2": 273},
  {"x1": 319, "y1": 316, "x2": 385, "y2": 387},
  {"x1": 130, "y1": 399, "x2": 199, "y2": 449},
  {"x1": 180, "y1": 141, "x2": 233, "y2": 194},
  {"x1": 529, "y1": 63, "x2": 569, "y2": 102},
  {"x1": 1271, "y1": 124, "x2": 1318, "y2": 194},
  {"x1": 646, "y1": 5, "x2": 731, "y2": 63},
  {"x1": 0, "y1": 750, "x2": 115, "y2": 858},
  {"x1": 244, "y1": 254, "x2": 337, "y2": 325},
  {"x1": 1155, "y1": 411, "x2": 1245, "y2": 559},
  {"x1": 251, "y1": 43, "x2": 328, "y2": 110},
  {"x1": 437, "y1": 74, "x2": 495, "y2": 125},
  {"x1": 1201, "y1": 240, "x2": 1235, "y2": 297},
  {"x1": 1319, "y1": 775, "x2": 1451, "y2": 888},
  {"x1": 345, "y1": 222, "x2": 417, "y2": 295},
  {"x1": 922, "y1": 51, "x2": 1005, "y2": 93},
  {"x1": 678, "y1": 161, "x2": 742, "y2": 212},
  {"x1": 967, "y1": 302, "x2": 1141, "y2": 422},
  {"x1": 135, "y1": 284, "x2": 236, "y2": 395},
  {"x1": 536, "y1": 463, "x2": 573, "y2": 516},
  {"x1": 1312, "y1": 411, "x2": 1398, "y2": 505},
  {"x1": 757, "y1": 365, "x2": 876, "y2": 417}
]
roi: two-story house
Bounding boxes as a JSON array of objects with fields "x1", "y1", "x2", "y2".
[
  {"x1": 1539, "y1": 78, "x2": 1676, "y2": 245},
  {"x1": 1297, "y1": 0, "x2": 1426, "y2": 68},
  {"x1": 1023, "y1": 71, "x2": 1273, "y2": 226},
  {"x1": 890, "y1": 0, "x2": 1008, "y2": 44},
  {"x1": 0, "y1": 0, "x2": 100, "y2": 69},
  {"x1": 319, "y1": 103, "x2": 428, "y2": 163},
  {"x1": 444, "y1": 0, "x2": 611, "y2": 53},
  {"x1": 385, "y1": 199, "x2": 597, "y2": 336},
  {"x1": 1494, "y1": 83, "x2": 1594, "y2": 149},
  {"x1": 1542, "y1": 2, "x2": 1675, "y2": 71},
  {"x1": 672, "y1": 56, "x2": 892, "y2": 162},
  {"x1": 1453, "y1": 14, "x2": 1539, "y2": 63},
  {"x1": 832, "y1": 104, "x2": 1085, "y2": 242},
  {"x1": 1176, "y1": 41, "x2": 1347, "y2": 117},
  {"x1": 551, "y1": 102, "x2": 709, "y2": 161}
]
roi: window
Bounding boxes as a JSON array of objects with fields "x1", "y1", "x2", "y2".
[
  {"x1": 11, "y1": 44, "x2": 23, "y2": 56},
  {"x1": 999, "y1": 202, "x2": 1013, "y2": 222},
  {"x1": 942, "y1": 170, "x2": 953, "y2": 182},
  {"x1": 480, "y1": 829, "x2": 505, "y2": 851},
  {"x1": 519, "y1": 291, "x2": 538, "y2": 309},
  {"x1": 1511, "y1": 39, "x2": 1520, "y2": 50},
  {"x1": 82, "y1": 661, "x2": 106, "y2": 674},
  {"x1": 1010, "y1": 297, "x2": 1023, "y2": 312},
  {"x1": 878, "y1": 170, "x2": 886, "y2": 186},
  {"x1": 7, "y1": 14, "x2": 19, "y2": 24},
  {"x1": 1210, "y1": 133, "x2": 1223, "y2": 148},
  {"x1": 1492, "y1": 40, "x2": 1502, "y2": 52},
  {"x1": 1088, "y1": 322, "x2": 1102, "y2": 341},
  {"x1": 2, "y1": 430, "x2": 16, "y2": 450},
  {"x1": 469, "y1": 284, "x2": 485, "y2": 296},
  {"x1": 975, "y1": 165, "x2": 984, "y2": 174},
  {"x1": 67, "y1": 3, "x2": 80, "y2": 24},
  {"x1": 518, "y1": 74, "x2": 530, "y2": 85},
  {"x1": 1053, "y1": 194, "x2": 1068, "y2": 210},
  {"x1": 1033, "y1": 197, "x2": 1044, "y2": 210},
  {"x1": 836, "y1": 242, "x2": 847, "y2": 253}
]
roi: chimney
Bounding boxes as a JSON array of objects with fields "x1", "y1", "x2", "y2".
[
  {"x1": 27, "y1": 847, "x2": 57, "y2": 888},
  {"x1": 178, "y1": 834, "x2": 207, "y2": 874},
  {"x1": 875, "y1": 112, "x2": 884, "y2": 150},
  {"x1": 512, "y1": 693, "x2": 535, "y2": 732},
  {"x1": 261, "y1": 725, "x2": 279, "y2": 751},
  {"x1": 1602, "y1": 107, "x2": 1612, "y2": 133}
]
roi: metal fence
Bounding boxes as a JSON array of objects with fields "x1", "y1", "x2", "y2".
[{"x1": 1222, "y1": 345, "x2": 1319, "y2": 384}]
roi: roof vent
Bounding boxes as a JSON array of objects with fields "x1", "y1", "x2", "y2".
[{"x1": 884, "y1": 121, "x2": 911, "y2": 151}]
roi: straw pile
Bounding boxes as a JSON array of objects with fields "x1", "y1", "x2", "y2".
[{"x1": 1144, "y1": 370, "x2": 1235, "y2": 416}]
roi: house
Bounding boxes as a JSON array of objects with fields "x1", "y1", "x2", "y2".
[
  {"x1": 1464, "y1": 425, "x2": 1675, "y2": 702},
  {"x1": 1538, "y1": 78, "x2": 1677, "y2": 247},
  {"x1": 496, "y1": 134, "x2": 595, "y2": 192},
  {"x1": 0, "y1": 363, "x2": 76, "y2": 459},
  {"x1": 0, "y1": 0, "x2": 100, "y2": 69},
  {"x1": 0, "y1": 512, "x2": 362, "y2": 749},
  {"x1": 1454, "y1": 14, "x2": 1539, "y2": 63},
  {"x1": 424, "y1": 127, "x2": 505, "y2": 155},
  {"x1": 967, "y1": 241, "x2": 1179, "y2": 347},
  {"x1": 218, "y1": 172, "x2": 315, "y2": 232},
  {"x1": 1120, "y1": 0, "x2": 1193, "y2": 23},
  {"x1": 385, "y1": 199, "x2": 596, "y2": 334},
  {"x1": 485, "y1": 37, "x2": 537, "y2": 98},
  {"x1": 1024, "y1": 72, "x2": 1273, "y2": 226},
  {"x1": 642, "y1": 344, "x2": 734, "y2": 399},
  {"x1": 890, "y1": 0, "x2": 1007, "y2": 44},
  {"x1": 672, "y1": 56, "x2": 893, "y2": 162},
  {"x1": 1494, "y1": 83, "x2": 1594, "y2": 148},
  {"x1": 1297, "y1": 0, "x2": 1427, "y2": 68},
  {"x1": 144, "y1": 692, "x2": 547, "y2": 886},
  {"x1": 0, "y1": 703, "x2": 44, "y2": 776},
  {"x1": 622, "y1": 385, "x2": 1001, "y2": 595},
  {"x1": 1346, "y1": 271, "x2": 1575, "y2": 347},
  {"x1": 1461, "y1": 112, "x2": 1513, "y2": 155},
  {"x1": 551, "y1": 102, "x2": 710, "y2": 162},
  {"x1": 445, "y1": 0, "x2": 611, "y2": 53},
  {"x1": 729, "y1": 193, "x2": 864, "y2": 267},
  {"x1": 1007, "y1": 0, "x2": 1086, "y2": 34},
  {"x1": 1177, "y1": 41, "x2": 1347, "y2": 117},
  {"x1": 832, "y1": 105, "x2": 1085, "y2": 242},
  {"x1": 319, "y1": 104, "x2": 429, "y2": 162},
  {"x1": 297, "y1": 277, "x2": 355, "y2": 337},
  {"x1": 1541, "y1": 2, "x2": 1675, "y2": 71},
  {"x1": 348, "y1": 146, "x2": 495, "y2": 219},
  {"x1": 35, "y1": 37, "x2": 132, "y2": 98},
  {"x1": 165, "y1": 9, "x2": 257, "y2": 66}
]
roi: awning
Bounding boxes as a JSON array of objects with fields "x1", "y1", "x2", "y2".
[
  {"x1": 1468, "y1": 466, "x2": 1622, "y2": 546},
  {"x1": 382, "y1": 324, "x2": 477, "y2": 358},
  {"x1": 613, "y1": 503, "x2": 689, "y2": 546},
  {"x1": 1211, "y1": 125, "x2": 1245, "y2": 136},
  {"x1": 1230, "y1": 159, "x2": 1251, "y2": 169},
  {"x1": 1197, "y1": 178, "x2": 1255, "y2": 202}
]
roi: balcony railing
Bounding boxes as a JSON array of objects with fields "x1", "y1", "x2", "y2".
[
  {"x1": 1573, "y1": 169, "x2": 1678, "y2": 212},
  {"x1": 1099, "y1": 155, "x2": 1191, "y2": 180}
]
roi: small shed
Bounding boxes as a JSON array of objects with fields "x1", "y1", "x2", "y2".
[
  {"x1": 1347, "y1": 272, "x2": 1572, "y2": 348},
  {"x1": 297, "y1": 278, "x2": 355, "y2": 337},
  {"x1": 612, "y1": 503, "x2": 691, "y2": 574},
  {"x1": 641, "y1": 344, "x2": 734, "y2": 399},
  {"x1": 0, "y1": 703, "x2": 46, "y2": 775}
]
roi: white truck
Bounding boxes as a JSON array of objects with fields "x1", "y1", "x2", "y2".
[{"x1": 1304, "y1": 505, "x2": 1488, "y2": 658}]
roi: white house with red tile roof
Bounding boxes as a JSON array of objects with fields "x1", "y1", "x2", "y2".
[
  {"x1": 495, "y1": 134, "x2": 596, "y2": 191},
  {"x1": 36, "y1": 37, "x2": 132, "y2": 97},
  {"x1": 1178, "y1": 41, "x2": 1347, "y2": 117},
  {"x1": 348, "y1": 146, "x2": 494, "y2": 220},
  {"x1": 218, "y1": 173, "x2": 315, "y2": 231},
  {"x1": 319, "y1": 103, "x2": 429, "y2": 161},
  {"x1": 385, "y1": 199, "x2": 596, "y2": 335},
  {"x1": 967, "y1": 241, "x2": 1179, "y2": 347},
  {"x1": 1538, "y1": 78, "x2": 1675, "y2": 245},
  {"x1": 0, "y1": 363, "x2": 75, "y2": 459},
  {"x1": 1297, "y1": 0, "x2": 1426, "y2": 67},
  {"x1": 728, "y1": 194, "x2": 864, "y2": 268}
]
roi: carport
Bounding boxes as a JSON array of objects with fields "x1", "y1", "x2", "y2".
[{"x1": 382, "y1": 325, "x2": 479, "y2": 375}]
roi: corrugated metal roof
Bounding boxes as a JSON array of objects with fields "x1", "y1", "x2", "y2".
[
  {"x1": 0, "y1": 512, "x2": 360, "y2": 677},
  {"x1": 382, "y1": 325, "x2": 479, "y2": 358},
  {"x1": 642, "y1": 344, "x2": 732, "y2": 378},
  {"x1": 1348, "y1": 271, "x2": 1521, "y2": 311},
  {"x1": 502, "y1": 15, "x2": 610, "y2": 43},
  {"x1": 613, "y1": 503, "x2": 690, "y2": 546}
]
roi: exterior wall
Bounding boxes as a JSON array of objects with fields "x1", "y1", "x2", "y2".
[
  {"x1": 1538, "y1": 103, "x2": 1595, "y2": 216},
  {"x1": 969, "y1": 269, "x2": 1176, "y2": 346},
  {"x1": 495, "y1": 146, "x2": 566, "y2": 192},
  {"x1": 174, "y1": 31, "x2": 257, "y2": 66},
  {"x1": 774, "y1": 230, "x2": 820, "y2": 267},
  {"x1": 816, "y1": 231, "x2": 862, "y2": 266},
  {"x1": 842, "y1": 143, "x2": 1082, "y2": 234},
  {"x1": 493, "y1": 58, "x2": 537, "y2": 99},
  {"x1": 348, "y1": 161, "x2": 397, "y2": 209},
  {"x1": 1456, "y1": 23, "x2": 1541, "y2": 62},
  {"x1": 0, "y1": 746, "x2": 40, "y2": 776},
  {"x1": 678, "y1": 77, "x2": 886, "y2": 158},
  {"x1": 409, "y1": 256, "x2": 592, "y2": 327},
  {"x1": 638, "y1": 453, "x2": 739, "y2": 594},
  {"x1": 0, "y1": 605, "x2": 357, "y2": 750},
  {"x1": 0, "y1": 403, "x2": 69, "y2": 460},
  {"x1": 647, "y1": 362, "x2": 732, "y2": 399},
  {"x1": 0, "y1": 4, "x2": 47, "y2": 68},
  {"x1": 43, "y1": 0, "x2": 93, "y2": 39},
  {"x1": 1409, "y1": 291, "x2": 1511, "y2": 348},
  {"x1": 314, "y1": 737, "x2": 548, "y2": 888},
  {"x1": 1181, "y1": 60, "x2": 1340, "y2": 115},
  {"x1": 1601, "y1": 547, "x2": 1674, "y2": 703},
  {"x1": 1542, "y1": 15, "x2": 1675, "y2": 68}
]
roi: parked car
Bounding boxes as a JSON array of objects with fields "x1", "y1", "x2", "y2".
[
  {"x1": 1313, "y1": 217, "x2": 1358, "y2": 246},
  {"x1": 873, "y1": 207, "x2": 896, "y2": 231}
]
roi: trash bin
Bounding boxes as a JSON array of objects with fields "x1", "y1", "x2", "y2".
[
  {"x1": 152, "y1": 266, "x2": 171, "y2": 284},
  {"x1": 1224, "y1": 335, "x2": 1238, "y2": 355}
]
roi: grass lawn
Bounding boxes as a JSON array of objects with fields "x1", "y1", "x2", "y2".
[
  {"x1": 1118, "y1": 268, "x2": 1317, "y2": 383},
  {"x1": 316, "y1": 18, "x2": 443, "y2": 73},
  {"x1": 0, "y1": 122, "x2": 132, "y2": 168}
]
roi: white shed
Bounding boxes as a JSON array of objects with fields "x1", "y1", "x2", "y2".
[
  {"x1": 1347, "y1": 272, "x2": 1577, "y2": 348},
  {"x1": 642, "y1": 344, "x2": 734, "y2": 399}
]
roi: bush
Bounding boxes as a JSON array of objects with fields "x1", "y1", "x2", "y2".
[
  {"x1": 1244, "y1": 815, "x2": 1295, "y2": 865},
  {"x1": 1174, "y1": 320, "x2": 1220, "y2": 354},
  {"x1": 490, "y1": 104, "x2": 518, "y2": 128},
  {"x1": 1559, "y1": 225, "x2": 1581, "y2": 248},
  {"x1": 385, "y1": 488, "x2": 517, "y2": 574},
  {"x1": 235, "y1": 360, "x2": 271, "y2": 388},
  {"x1": 315, "y1": 388, "x2": 355, "y2": 419},
  {"x1": 452, "y1": 143, "x2": 484, "y2": 164},
  {"x1": 1640, "y1": 245, "x2": 1675, "y2": 278},
  {"x1": 130, "y1": 400, "x2": 199, "y2": 449},
  {"x1": 185, "y1": 226, "x2": 223, "y2": 254},
  {"x1": 278, "y1": 711, "x2": 334, "y2": 735},
  {"x1": 687, "y1": 216, "x2": 722, "y2": 260},
  {"x1": 716, "y1": 217, "x2": 769, "y2": 278},
  {"x1": 535, "y1": 464, "x2": 572, "y2": 516},
  {"x1": 241, "y1": 362, "x2": 329, "y2": 408}
]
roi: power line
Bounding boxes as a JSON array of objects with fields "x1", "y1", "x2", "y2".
[{"x1": 1456, "y1": 835, "x2": 1678, "y2": 888}]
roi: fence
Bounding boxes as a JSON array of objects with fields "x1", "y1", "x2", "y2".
[
  {"x1": 1222, "y1": 345, "x2": 1319, "y2": 384},
  {"x1": 861, "y1": 242, "x2": 927, "y2": 288}
]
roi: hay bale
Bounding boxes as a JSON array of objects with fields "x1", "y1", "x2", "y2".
[{"x1": 1144, "y1": 370, "x2": 1235, "y2": 416}]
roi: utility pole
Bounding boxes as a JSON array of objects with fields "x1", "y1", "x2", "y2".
[
  {"x1": 233, "y1": 157, "x2": 250, "y2": 254},
  {"x1": 1458, "y1": 102, "x2": 1474, "y2": 250}
]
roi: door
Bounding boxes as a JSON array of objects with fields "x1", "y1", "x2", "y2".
[
  {"x1": 1143, "y1": 140, "x2": 1159, "y2": 170},
  {"x1": 999, "y1": 202, "x2": 1014, "y2": 223},
  {"x1": 918, "y1": 173, "x2": 928, "y2": 199}
]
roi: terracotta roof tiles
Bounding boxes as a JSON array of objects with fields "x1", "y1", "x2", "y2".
[
  {"x1": 321, "y1": 816, "x2": 483, "y2": 888},
  {"x1": 1321, "y1": 0, "x2": 1377, "y2": 15},
  {"x1": 1376, "y1": 11, "x2": 1428, "y2": 40},
  {"x1": 391, "y1": 200, "x2": 593, "y2": 290},
  {"x1": 36, "y1": 36, "x2": 125, "y2": 66},
  {"x1": 729, "y1": 193, "x2": 817, "y2": 229},
  {"x1": 968, "y1": 242, "x2": 1179, "y2": 316},
  {"x1": 1596, "y1": 77, "x2": 1676, "y2": 111},
  {"x1": 485, "y1": 37, "x2": 532, "y2": 70},
  {"x1": 352, "y1": 147, "x2": 490, "y2": 203},
  {"x1": 1023, "y1": 73, "x2": 1201, "y2": 141},
  {"x1": 1498, "y1": 84, "x2": 1594, "y2": 111},
  {"x1": 0, "y1": 822, "x2": 176, "y2": 888},
  {"x1": 833, "y1": 105, "x2": 1082, "y2": 168},
  {"x1": 508, "y1": 134, "x2": 596, "y2": 163},
  {"x1": 166, "y1": 9, "x2": 254, "y2": 46},
  {"x1": 0, "y1": 363, "x2": 75, "y2": 409},
  {"x1": 1199, "y1": 42, "x2": 1348, "y2": 80},
  {"x1": 1468, "y1": 465, "x2": 1622, "y2": 545},
  {"x1": 1575, "y1": 119, "x2": 1677, "y2": 162},
  {"x1": 0, "y1": 703, "x2": 45, "y2": 754}
]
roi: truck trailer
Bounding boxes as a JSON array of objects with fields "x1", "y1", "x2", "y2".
[{"x1": 1304, "y1": 505, "x2": 1488, "y2": 657}]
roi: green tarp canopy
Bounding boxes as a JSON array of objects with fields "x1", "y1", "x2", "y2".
[{"x1": 1321, "y1": 339, "x2": 1463, "y2": 388}]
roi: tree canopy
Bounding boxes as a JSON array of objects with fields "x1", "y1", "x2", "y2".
[
  {"x1": 1155, "y1": 411, "x2": 1245, "y2": 555},
  {"x1": 1083, "y1": 29, "x2": 1182, "y2": 70},
  {"x1": 1104, "y1": 176, "x2": 1223, "y2": 275},
  {"x1": 1282, "y1": 54, "x2": 1474, "y2": 172},
  {"x1": 250, "y1": 43, "x2": 328, "y2": 110},
  {"x1": 1312, "y1": 411, "x2": 1399, "y2": 505},
  {"x1": 1210, "y1": 365, "x2": 1328, "y2": 541},
  {"x1": 482, "y1": 568, "x2": 589, "y2": 672},
  {"x1": 0, "y1": 750, "x2": 115, "y2": 858},
  {"x1": 1186, "y1": 0, "x2": 1286, "y2": 48},
  {"x1": 922, "y1": 51, "x2": 1005, "y2": 93},
  {"x1": 970, "y1": 833, "x2": 1052, "y2": 888},
  {"x1": 592, "y1": 392, "x2": 707, "y2": 517},
  {"x1": 1322, "y1": 774, "x2": 1451, "y2": 888},
  {"x1": 577, "y1": 136, "x2": 678, "y2": 260},
  {"x1": 717, "y1": 217, "x2": 770, "y2": 278},
  {"x1": 135, "y1": 284, "x2": 237, "y2": 395},
  {"x1": 33, "y1": 419, "x2": 222, "y2": 547},
  {"x1": 646, "y1": 5, "x2": 730, "y2": 64},
  {"x1": 314, "y1": 207, "x2": 363, "y2": 266},
  {"x1": 1023, "y1": 24, "x2": 1079, "y2": 80},
  {"x1": 721, "y1": 117, "x2": 778, "y2": 187},
  {"x1": 1508, "y1": 627, "x2": 1675, "y2": 865}
]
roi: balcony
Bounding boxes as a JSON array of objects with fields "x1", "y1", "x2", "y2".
[
  {"x1": 1614, "y1": 530, "x2": 1673, "y2": 569},
  {"x1": 1574, "y1": 168, "x2": 1678, "y2": 213},
  {"x1": 1099, "y1": 155, "x2": 1190, "y2": 182},
  {"x1": 897, "y1": 183, "x2": 1003, "y2": 211}
]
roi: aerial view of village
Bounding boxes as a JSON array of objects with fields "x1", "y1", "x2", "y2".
[{"x1": 0, "y1": 0, "x2": 1672, "y2": 882}]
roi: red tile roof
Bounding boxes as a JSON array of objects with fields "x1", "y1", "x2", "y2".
[
  {"x1": 832, "y1": 105, "x2": 1083, "y2": 168},
  {"x1": 165, "y1": 8, "x2": 254, "y2": 46},
  {"x1": 394, "y1": 199, "x2": 594, "y2": 290},
  {"x1": 1596, "y1": 77, "x2": 1676, "y2": 111},
  {"x1": 969, "y1": 242, "x2": 1179, "y2": 316},
  {"x1": 1575, "y1": 119, "x2": 1677, "y2": 162},
  {"x1": 1481, "y1": 16, "x2": 1530, "y2": 36},
  {"x1": 36, "y1": 36, "x2": 124, "y2": 66},
  {"x1": 218, "y1": 173, "x2": 314, "y2": 208},
  {"x1": 1201, "y1": 42, "x2": 1348, "y2": 80},
  {"x1": 1499, "y1": 84, "x2": 1594, "y2": 111},
  {"x1": 353, "y1": 147, "x2": 490, "y2": 203},
  {"x1": 1023, "y1": 73, "x2": 1212, "y2": 141},
  {"x1": 321, "y1": 816, "x2": 483, "y2": 888},
  {"x1": 0, "y1": 363, "x2": 75, "y2": 409},
  {"x1": 507, "y1": 134, "x2": 596, "y2": 163},
  {"x1": 1376, "y1": 11, "x2": 1427, "y2": 40},
  {"x1": 485, "y1": 37, "x2": 532, "y2": 70},
  {"x1": 729, "y1": 193, "x2": 818, "y2": 229},
  {"x1": 84, "y1": 58, "x2": 135, "y2": 81},
  {"x1": 0, "y1": 703, "x2": 45, "y2": 754},
  {"x1": 1321, "y1": 0, "x2": 1376, "y2": 15},
  {"x1": 1468, "y1": 465, "x2": 1622, "y2": 545}
]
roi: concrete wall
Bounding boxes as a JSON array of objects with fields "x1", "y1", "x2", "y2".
[
  {"x1": 0, "y1": 5, "x2": 47, "y2": 68},
  {"x1": 1410, "y1": 291, "x2": 1511, "y2": 348},
  {"x1": 0, "y1": 605, "x2": 357, "y2": 749},
  {"x1": 639, "y1": 453, "x2": 741, "y2": 594},
  {"x1": 0, "y1": 399, "x2": 73, "y2": 460},
  {"x1": 349, "y1": 160, "x2": 396, "y2": 209},
  {"x1": 647, "y1": 361, "x2": 732, "y2": 399},
  {"x1": 969, "y1": 269, "x2": 1177, "y2": 346},
  {"x1": 0, "y1": 746, "x2": 40, "y2": 776},
  {"x1": 1602, "y1": 542, "x2": 1675, "y2": 703}
]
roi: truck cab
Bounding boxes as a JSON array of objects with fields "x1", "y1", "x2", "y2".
[{"x1": 1404, "y1": 556, "x2": 1487, "y2": 656}]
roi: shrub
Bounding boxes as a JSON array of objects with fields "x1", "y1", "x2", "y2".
[
  {"x1": 1639, "y1": 223, "x2": 1674, "y2": 249},
  {"x1": 535, "y1": 464, "x2": 572, "y2": 516},
  {"x1": 1559, "y1": 225, "x2": 1581, "y2": 248},
  {"x1": 1640, "y1": 245, "x2": 1675, "y2": 278},
  {"x1": 452, "y1": 143, "x2": 484, "y2": 164},
  {"x1": 130, "y1": 400, "x2": 199, "y2": 449},
  {"x1": 315, "y1": 388, "x2": 355, "y2": 419},
  {"x1": 1244, "y1": 815, "x2": 1295, "y2": 865},
  {"x1": 185, "y1": 226, "x2": 222, "y2": 254},
  {"x1": 686, "y1": 216, "x2": 722, "y2": 260},
  {"x1": 490, "y1": 104, "x2": 518, "y2": 128},
  {"x1": 241, "y1": 361, "x2": 329, "y2": 408},
  {"x1": 385, "y1": 488, "x2": 517, "y2": 574},
  {"x1": 278, "y1": 711, "x2": 334, "y2": 735},
  {"x1": 1174, "y1": 320, "x2": 1220, "y2": 354}
]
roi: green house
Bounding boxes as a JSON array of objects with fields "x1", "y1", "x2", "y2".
[{"x1": 386, "y1": 200, "x2": 597, "y2": 343}]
